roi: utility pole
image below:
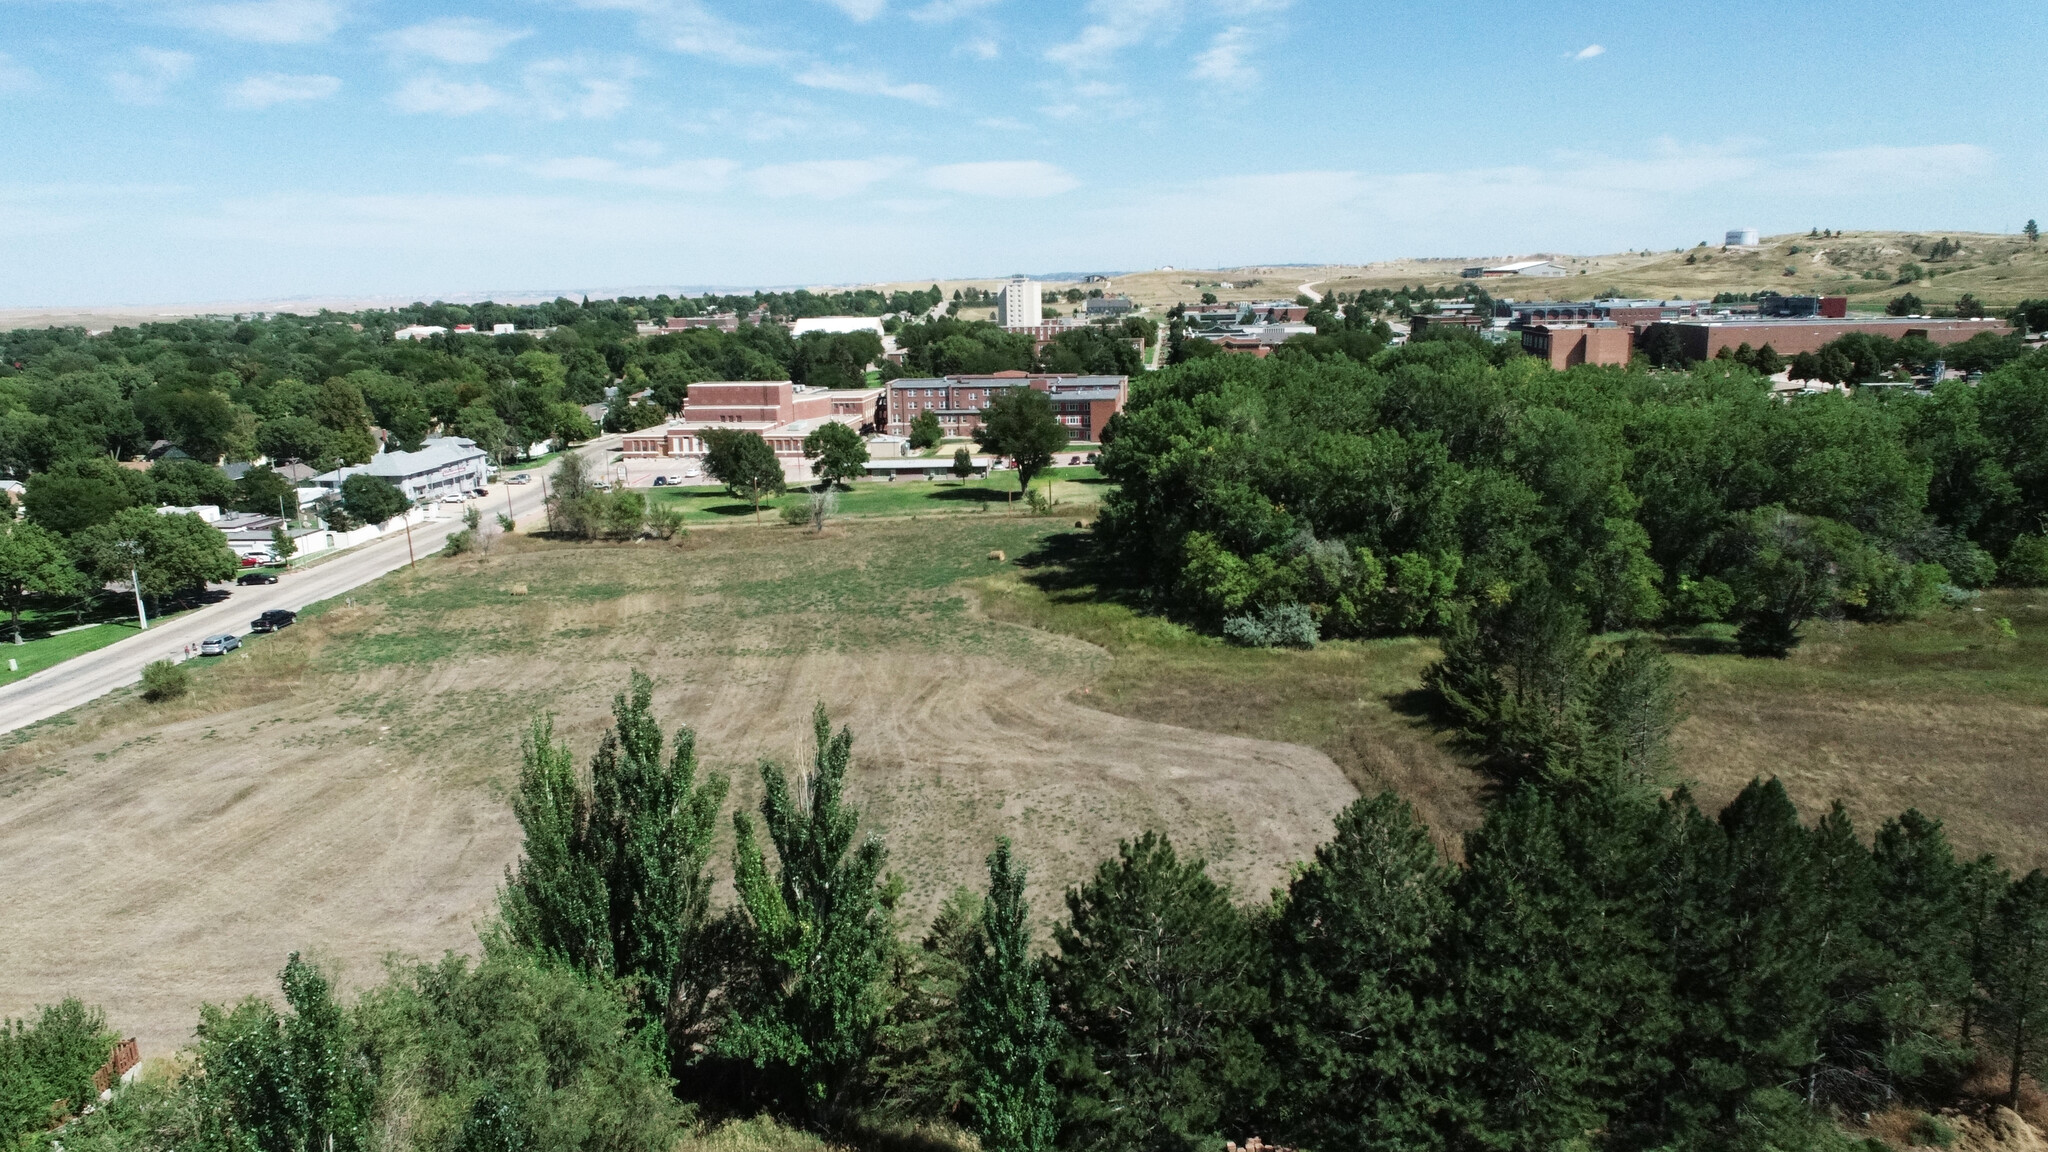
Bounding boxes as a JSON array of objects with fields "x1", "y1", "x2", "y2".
[
  {"x1": 130, "y1": 566, "x2": 149, "y2": 630},
  {"x1": 402, "y1": 504, "x2": 416, "y2": 569}
]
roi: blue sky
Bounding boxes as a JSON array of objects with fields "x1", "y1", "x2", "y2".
[{"x1": 2, "y1": 0, "x2": 2044, "y2": 305}]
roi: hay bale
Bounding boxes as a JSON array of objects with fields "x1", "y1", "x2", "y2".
[
  {"x1": 987, "y1": 550, "x2": 1006, "y2": 562},
  {"x1": 508, "y1": 583, "x2": 528, "y2": 596}
]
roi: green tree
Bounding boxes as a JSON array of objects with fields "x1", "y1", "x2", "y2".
[
  {"x1": 314, "y1": 377, "x2": 378, "y2": 465},
  {"x1": 149, "y1": 458, "x2": 234, "y2": 507},
  {"x1": 974, "y1": 387, "x2": 1070, "y2": 500},
  {"x1": 269, "y1": 525, "x2": 296, "y2": 568},
  {"x1": 21, "y1": 456, "x2": 152, "y2": 536},
  {"x1": 1887, "y1": 293, "x2": 1924, "y2": 317},
  {"x1": 74, "y1": 508, "x2": 237, "y2": 608},
  {"x1": 2026, "y1": 219, "x2": 2039, "y2": 244},
  {"x1": 961, "y1": 840, "x2": 1060, "y2": 1152},
  {"x1": 701, "y1": 428, "x2": 785, "y2": 519},
  {"x1": 802, "y1": 421, "x2": 870, "y2": 488},
  {"x1": 234, "y1": 465, "x2": 301, "y2": 517},
  {"x1": 951, "y1": 447, "x2": 975, "y2": 483},
  {"x1": 1982, "y1": 870, "x2": 2048, "y2": 1106},
  {"x1": 908, "y1": 410, "x2": 944, "y2": 451},
  {"x1": 501, "y1": 674, "x2": 729, "y2": 1057},
  {"x1": 719, "y1": 704, "x2": 893, "y2": 1123},
  {"x1": 0, "y1": 999, "x2": 117, "y2": 1141},
  {"x1": 1048, "y1": 832, "x2": 1266, "y2": 1152},
  {"x1": 193, "y1": 953, "x2": 373, "y2": 1152},
  {"x1": 256, "y1": 416, "x2": 331, "y2": 471},
  {"x1": 387, "y1": 405, "x2": 432, "y2": 452},
  {"x1": 0, "y1": 519, "x2": 82, "y2": 643},
  {"x1": 340, "y1": 473, "x2": 410, "y2": 525},
  {"x1": 454, "y1": 404, "x2": 514, "y2": 465},
  {"x1": 1267, "y1": 793, "x2": 1459, "y2": 1152}
]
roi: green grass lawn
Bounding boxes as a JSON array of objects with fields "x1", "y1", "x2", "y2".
[
  {"x1": 648, "y1": 466, "x2": 1108, "y2": 524},
  {"x1": 0, "y1": 623, "x2": 146, "y2": 685}
]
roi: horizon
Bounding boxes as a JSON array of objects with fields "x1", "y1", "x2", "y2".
[{"x1": 4, "y1": 0, "x2": 2045, "y2": 307}]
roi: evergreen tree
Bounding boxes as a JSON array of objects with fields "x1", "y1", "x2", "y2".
[
  {"x1": 869, "y1": 887, "x2": 981, "y2": 1122},
  {"x1": 1048, "y1": 832, "x2": 1266, "y2": 1152},
  {"x1": 961, "y1": 839, "x2": 1060, "y2": 1152},
  {"x1": 1981, "y1": 870, "x2": 2048, "y2": 1106},
  {"x1": 1266, "y1": 792, "x2": 1460, "y2": 1152},
  {"x1": 1861, "y1": 810, "x2": 1973, "y2": 1093},
  {"x1": 1580, "y1": 636, "x2": 1684, "y2": 792},
  {"x1": 720, "y1": 704, "x2": 893, "y2": 1124}
]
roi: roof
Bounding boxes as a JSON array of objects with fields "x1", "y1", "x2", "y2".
[
  {"x1": 314, "y1": 437, "x2": 485, "y2": 485},
  {"x1": 790, "y1": 316, "x2": 887, "y2": 337}
]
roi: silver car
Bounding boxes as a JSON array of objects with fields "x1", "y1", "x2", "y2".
[{"x1": 199, "y1": 634, "x2": 241, "y2": 656}]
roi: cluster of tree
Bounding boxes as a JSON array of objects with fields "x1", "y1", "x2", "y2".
[
  {"x1": 1095, "y1": 341, "x2": 2048, "y2": 652},
  {"x1": 49, "y1": 670, "x2": 2048, "y2": 1152},
  {"x1": 883, "y1": 318, "x2": 1148, "y2": 380},
  {"x1": 0, "y1": 999, "x2": 117, "y2": 1143},
  {"x1": 542, "y1": 455, "x2": 682, "y2": 542},
  {"x1": 1784, "y1": 330, "x2": 2027, "y2": 384}
]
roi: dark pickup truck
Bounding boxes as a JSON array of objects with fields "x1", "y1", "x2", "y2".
[{"x1": 250, "y1": 609, "x2": 297, "y2": 633}]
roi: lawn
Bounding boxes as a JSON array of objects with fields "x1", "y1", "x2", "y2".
[
  {"x1": 648, "y1": 466, "x2": 1108, "y2": 525},
  {"x1": 0, "y1": 622, "x2": 145, "y2": 686}
]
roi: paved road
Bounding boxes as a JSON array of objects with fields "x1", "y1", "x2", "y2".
[{"x1": 0, "y1": 436, "x2": 618, "y2": 737}]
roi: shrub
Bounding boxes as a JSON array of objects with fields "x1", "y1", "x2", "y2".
[
  {"x1": 1670, "y1": 575, "x2": 1736, "y2": 624},
  {"x1": 1907, "y1": 1112, "x2": 1957, "y2": 1148},
  {"x1": 780, "y1": 499, "x2": 812, "y2": 528},
  {"x1": 1222, "y1": 602, "x2": 1318, "y2": 648},
  {"x1": 140, "y1": 659, "x2": 189, "y2": 703},
  {"x1": 496, "y1": 513, "x2": 516, "y2": 534},
  {"x1": 647, "y1": 506, "x2": 685, "y2": 540},
  {"x1": 2003, "y1": 534, "x2": 2048, "y2": 586},
  {"x1": 442, "y1": 529, "x2": 476, "y2": 556}
]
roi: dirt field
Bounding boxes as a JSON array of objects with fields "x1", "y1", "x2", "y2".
[{"x1": 0, "y1": 518, "x2": 1355, "y2": 1055}]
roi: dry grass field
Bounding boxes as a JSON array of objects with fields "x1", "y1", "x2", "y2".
[{"x1": 0, "y1": 516, "x2": 1355, "y2": 1055}]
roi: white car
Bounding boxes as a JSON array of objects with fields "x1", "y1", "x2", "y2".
[{"x1": 441, "y1": 492, "x2": 467, "y2": 504}]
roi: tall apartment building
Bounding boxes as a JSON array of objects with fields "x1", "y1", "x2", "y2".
[{"x1": 997, "y1": 278, "x2": 1042, "y2": 328}]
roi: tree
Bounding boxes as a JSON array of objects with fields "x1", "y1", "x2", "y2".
[
  {"x1": 719, "y1": 704, "x2": 893, "y2": 1123},
  {"x1": 1048, "y1": 832, "x2": 1266, "y2": 1152},
  {"x1": 74, "y1": 508, "x2": 237, "y2": 608},
  {"x1": 313, "y1": 377, "x2": 378, "y2": 465},
  {"x1": 149, "y1": 458, "x2": 234, "y2": 508},
  {"x1": 0, "y1": 520, "x2": 82, "y2": 643},
  {"x1": 256, "y1": 415, "x2": 330, "y2": 471},
  {"x1": 1887, "y1": 293, "x2": 1924, "y2": 317},
  {"x1": 386, "y1": 405, "x2": 431, "y2": 453},
  {"x1": 1982, "y1": 870, "x2": 2048, "y2": 1107},
  {"x1": 1268, "y1": 793, "x2": 1459, "y2": 1152},
  {"x1": 502, "y1": 674, "x2": 729, "y2": 1060},
  {"x1": 21, "y1": 457, "x2": 152, "y2": 536},
  {"x1": 339, "y1": 473, "x2": 410, "y2": 525},
  {"x1": 701, "y1": 428, "x2": 785, "y2": 519},
  {"x1": 1954, "y1": 293, "x2": 1987, "y2": 320},
  {"x1": 2027, "y1": 219, "x2": 2039, "y2": 244},
  {"x1": 802, "y1": 421, "x2": 869, "y2": 489},
  {"x1": 454, "y1": 403, "x2": 514, "y2": 465},
  {"x1": 908, "y1": 410, "x2": 944, "y2": 451},
  {"x1": 951, "y1": 447, "x2": 976, "y2": 484},
  {"x1": 961, "y1": 840, "x2": 1060, "y2": 1152},
  {"x1": 0, "y1": 998, "x2": 116, "y2": 1141},
  {"x1": 234, "y1": 465, "x2": 300, "y2": 517},
  {"x1": 269, "y1": 525, "x2": 296, "y2": 568},
  {"x1": 975, "y1": 387, "x2": 1069, "y2": 500},
  {"x1": 193, "y1": 953, "x2": 373, "y2": 1152}
]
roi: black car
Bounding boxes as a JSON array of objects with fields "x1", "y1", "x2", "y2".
[
  {"x1": 250, "y1": 609, "x2": 297, "y2": 633},
  {"x1": 237, "y1": 572, "x2": 279, "y2": 585}
]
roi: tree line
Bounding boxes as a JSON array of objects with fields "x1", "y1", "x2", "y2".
[
  {"x1": 26, "y1": 667, "x2": 2048, "y2": 1152},
  {"x1": 1097, "y1": 332, "x2": 2048, "y2": 654}
]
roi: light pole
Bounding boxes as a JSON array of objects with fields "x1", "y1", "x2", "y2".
[{"x1": 402, "y1": 497, "x2": 417, "y2": 569}]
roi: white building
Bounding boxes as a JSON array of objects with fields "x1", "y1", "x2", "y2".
[
  {"x1": 1726, "y1": 228, "x2": 1760, "y2": 248},
  {"x1": 790, "y1": 316, "x2": 887, "y2": 337},
  {"x1": 393, "y1": 325, "x2": 448, "y2": 340},
  {"x1": 312, "y1": 436, "x2": 489, "y2": 501},
  {"x1": 997, "y1": 278, "x2": 1042, "y2": 328},
  {"x1": 1473, "y1": 260, "x2": 1567, "y2": 278}
]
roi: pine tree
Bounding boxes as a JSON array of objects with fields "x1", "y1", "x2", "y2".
[
  {"x1": 1267, "y1": 792, "x2": 1460, "y2": 1151},
  {"x1": 1981, "y1": 870, "x2": 2048, "y2": 1106},
  {"x1": 720, "y1": 704, "x2": 892, "y2": 1123},
  {"x1": 869, "y1": 887, "x2": 981, "y2": 1121},
  {"x1": 961, "y1": 839, "x2": 1060, "y2": 1152},
  {"x1": 1580, "y1": 637, "x2": 1683, "y2": 791},
  {"x1": 1048, "y1": 832, "x2": 1267, "y2": 1152},
  {"x1": 1862, "y1": 810, "x2": 1973, "y2": 1092}
]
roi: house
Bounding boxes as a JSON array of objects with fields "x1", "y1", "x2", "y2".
[
  {"x1": 885, "y1": 371, "x2": 1128, "y2": 442},
  {"x1": 862, "y1": 455, "x2": 993, "y2": 481},
  {"x1": 392, "y1": 325, "x2": 448, "y2": 340},
  {"x1": 311, "y1": 436, "x2": 489, "y2": 501},
  {"x1": 618, "y1": 381, "x2": 885, "y2": 483}
]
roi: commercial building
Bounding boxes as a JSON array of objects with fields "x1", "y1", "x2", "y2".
[
  {"x1": 1521, "y1": 323, "x2": 1633, "y2": 369},
  {"x1": 885, "y1": 371, "x2": 1128, "y2": 442},
  {"x1": 997, "y1": 278, "x2": 1042, "y2": 328},
  {"x1": 618, "y1": 381, "x2": 884, "y2": 483},
  {"x1": 1641, "y1": 317, "x2": 2012, "y2": 362},
  {"x1": 1409, "y1": 313, "x2": 1490, "y2": 336},
  {"x1": 1084, "y1": 295, "x2": 1135, "y2": 316},
  {"x1": 1505, "y1": 299, "x2": 1712, "y2": 329},
  {"x1": 1461, "y1": 259, "x2": 1568, "y2": 278},
  {"x1": 312, "y1": 436, "x2": 489, "y2": 501},
  {"x1": 1756, "y1": 295, "x2": 1849, "y2": 319}
]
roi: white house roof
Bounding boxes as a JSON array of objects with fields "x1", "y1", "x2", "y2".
[{"x1": 314, "y1": 437, "x2": 486, "y2": 487}]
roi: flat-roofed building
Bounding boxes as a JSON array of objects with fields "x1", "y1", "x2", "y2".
[
  {"x1": 1641, "y1": 317, "x2": 2012, "y2": 362},
  {"x1": 1521, "y1": 323, "x2": 1633, "y2": 369},
  {"x1": 885, "y1": 371, "x2": 1128, "y2": 442},
  {"x1": 619, "y1": 381, "x2": 885, "y2": 483},
  {"x1": 312, "y1": 436, "x2": 488, "y2": 501},
  {"x1": 997, "y1": 278, "x2": 1042, "y2": 328}
]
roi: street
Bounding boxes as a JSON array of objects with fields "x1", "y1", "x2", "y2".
[{"x1": 0, "y1": 436, "x2": 618, "y2": 736}]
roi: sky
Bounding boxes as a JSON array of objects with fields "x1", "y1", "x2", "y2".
[{"x1": 2, "y1": 0, "x2": 2045, "y2": 306}]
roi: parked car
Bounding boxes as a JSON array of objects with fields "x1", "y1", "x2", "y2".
[
  {"x1": 250, "y1": 609, "x2": 296, "y2": 633},
  {"x1": 507, "y1": 473, "x2": 533, "y2": 485},
  {"x1": 237, "y1": 572, "x2": 279, "y2": 586},
  {"x1": 472, "y1": 487, "x2": 489, "y2": 497},
  {"x1": 652, "y1": 476, "x2": 670, "y2": 487},
  {"x1": 441, "y1": 492, "x2": 467, "y2": 504},
  {"x1": 199, "y1": 634, "x2": 241, "y2": 656}
]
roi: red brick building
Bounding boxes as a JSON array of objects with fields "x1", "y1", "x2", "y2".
[
  {"x1": 1521, "y1": 323, "x2": 1634, "y2": 369},
  {"x1": 886, "y1": 371, "x2": 1128, "y2": 442},
  {"x1": 619, "y1": 380, "x2": 883, "y2": 482},
  {"x1": 1641, "y1": 317, "x2": 2011, "y2": 362}
]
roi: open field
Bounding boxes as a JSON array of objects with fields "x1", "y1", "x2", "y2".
[
  {"x1": 0, "y1": 514, "x2": 1355, "y2": 1055},
  {"x1": 647, "y1": 467, "x2": 1106, "y2": 526}
]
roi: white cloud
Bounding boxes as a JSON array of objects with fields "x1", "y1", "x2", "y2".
[
  {"x1": 181, "y1": 0, "x2": 342, "y2": 44},
  {"x1": 391, "y1": 58, "x2": 637, "y2": 120},
  {"x1": 572, "y1": 0, "x2": 787, "y2": 66},
  {"x1": 927, "y1": 160, "x2": 1078, "y2": 197},
  {"x1": 378, "y1": 18, "x2": 531, "y2": 65},
  {"x1": 514, "y1": 155, "x2": 740, "y2": 192},
  {"x1": 749, "y1": 158, "x2": 907, "y2": 198},
  {"x1": 959, "y1": 37, "x2": 999, "y2": 59},
  {"x1": 227, "y1": 72, "x2": 341, "y2": 108},
  {"x1": 816, "y1": 0, "x2": 887, "y2": 20},
  {"x1": 390, "y1": 75, "x2": 502, "y2": 115},
  {"x1": 0, "y1": 52, "x2": 36, "y2": 92},
  {"x1": 1572, "y1": 44, "x2": 1604, "y2": 61},
  {"x1": 795, "y1": 65, "x2": 941, "y2": 105},
  {"x1": 615, "y1": 139, "x2": 665, "y2": 159},
  {"x1": 1191, "y1": 26, "x2": 1256, "y2": 87},
  {"x1": 1045, "y1": 0, "x2": 1176, "y2": 69},
  {"x1": 909, "y1": 0, "x2": 1000, "y2": 21},
  {"x1": 108, "y1": 48, "x2": 195, "y2": 104}
]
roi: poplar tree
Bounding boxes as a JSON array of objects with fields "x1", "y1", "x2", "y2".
[
  {"x1": 720, "y1": 704, "x2": 892, "y2": 1123},
  {"x1": 1266, "y1": 792, "x2": 1460, "y2": 1152},
  {"x1": 961, "y1": 839, "x2": 1060, "y2": 1152}
]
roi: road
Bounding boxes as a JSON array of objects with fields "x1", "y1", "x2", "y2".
[{"x1": 0, "y1": 435, "x2": 618, "y2": 737}]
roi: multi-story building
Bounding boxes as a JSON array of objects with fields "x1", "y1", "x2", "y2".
[
  {"x1": 312, "y1": 436, "x2": 489, "y2": 501},
  {"x1": 885, "y1": 371, "x2": 1128, "y2": 442},
  {"x1": 1639, "y1": 317, "x2": 2011, "y2": 362},
  {"x1": 997, "y1": 278, "x2": 1042, "y2": 328},
  {"x1": 618, "y1": 381, "x2": 884, "y2": 483},
  {"x1": 1520, "y1": 323, "x2": 1634, "y2": 369}
]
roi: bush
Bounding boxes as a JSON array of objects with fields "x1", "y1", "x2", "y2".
[
  {"x1": 442, "y1": 529, "x2": 476, "y2": 556},
  {"x1": 140, "y1": 659, "x2": 189, "y2": 703},
  {"x1": 2003, "y1": 534, "x2": 2048, "y2": 586},
  {"x1": 1222, "y1": 602, "x2": 1318, "y2": 648},
  {"x1": 1670, "y1": 575, "x2": 1736, "y2": 624},
  {"x1": 1907, "y1": 1112, "x2": 1957, "y2": 1148},
  {"x1": 780, "y1": 499, "x2": 813, "y2": 527},
  {"x1": 0, "y1": 999, "x2": 118, "y2": 1140},
  {"x1": 647, "y1": 506, "x2": 685, "y2": 540}
]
